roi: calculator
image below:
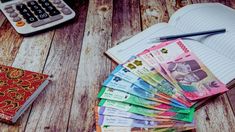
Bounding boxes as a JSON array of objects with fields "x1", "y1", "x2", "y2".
[{"x1": 0, "y1": 0, "x2": 75, "y2": 35}]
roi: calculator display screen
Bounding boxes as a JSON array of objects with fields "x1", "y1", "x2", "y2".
[{"x1": 1, "y1": 0, "x2": 13, "y2": 3}]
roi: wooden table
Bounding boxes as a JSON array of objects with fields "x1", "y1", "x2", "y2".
[{"x1": 1, "y1": 0, "x2": 235, "y2": 131}]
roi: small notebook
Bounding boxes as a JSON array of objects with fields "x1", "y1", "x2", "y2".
[
  {"x1": 106, "y1": 3, "x2": 235, "y2": 86},
  {"x1": 0, "y1": 64, "x2": 49, "y2": 123}
]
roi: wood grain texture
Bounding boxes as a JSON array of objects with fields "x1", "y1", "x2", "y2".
[
  {"x1": 0, "y1": 21, "x2": 22, "y2": 66},
  {"x1": 165, "y1": 0, "x2": 192, "y2": 17},
  {"x1": 23, "y1": 0, "x2": 89, "y2": 131},
  {"x1": 111, "y1": 0, "x2": 141, "y2": 69},
  {"x1": 0, "y1": 12, "x2": 6, "y2": 27},
  {"x1": 195, "y1": 94, "x2": 235, "y2": 132},
  {"x1": 0, "y1": 31, "x2": 55, "y2": 132},
  {"x1": 227, "y1": 86, "x2": 235, "y2": 114},
  {"x1": 140, "y1": 0, "x2": 169, "y2": 29},
  {"x1": 68, "y1": 0, "x2": 113, "y2": 131},
  {"x1": 112, "y1": 0, "x2": 141, "y2": 46}
]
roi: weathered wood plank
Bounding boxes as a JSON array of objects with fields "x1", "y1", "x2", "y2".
[
  {"x1": 68, "y1": 0, "x2": 113, "y2": 131},
  {"x1": 112, "y1": 0, "x2": 141, "y2": 46},
  {"x1": 227, "y1": 86, "x2": 235, "y2": 114},
  {"x1": 111, "y1": 0, "x2": 141, "y2": 69},
  {"x1": 24, "y1": 0, "x2": 89, "y2": 131},
  {"x1": 0, "y1": 31, "x2": 55, "y2": 132},
  {"x1": 0, "y1": 12, "x2": 6, "y2": 27},
  {"x1": 195, "y1": 94, "x2": 235, "y2": 132},
  {"x1": 140, "y1": 0, "x2": 169, "y2": 29},
  {"x1": 165, "y1": 0, "x2": 192, "y2": 17},
  {"x1": 0, "y1": 21, "x2": 22, "y2": 66}
]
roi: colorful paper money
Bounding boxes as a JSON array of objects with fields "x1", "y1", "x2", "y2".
[
  {"x1": 95, "y1": 107, "x2": 195, "y2": 128},
  {"x1": 110, "y1": 65, "x2": 186, "y2": 107},
  {"x1": 96, "y1": 115, "x2": 176, "y2": 128},
  {"x1": 96, "y1": 125, "x2": 196, "y2": 132},
  {"x1": 94, "y1": 39, "x2": 229, "y2": 131},
  {"x1": 97, "y1": 87, "x2": 190, "y2": 113},
  {"x1": 122, "y1": 56, "x2": 193, "y2": 107},
  {"x1": 98, "y1": 99, "x2": 195, "y2": 122},
  {"x1": 150, "y1": 39, "x2": 228, "y2": 100},
  {"x1": 103, "y1": 74, "x2": 186, "y2": 108},
  {"x1": 137, "y1": 49, "x2": 172, "y2": 83},
  {"x1": 96, "y1": 106, "x2": 166, "y2": 121}
]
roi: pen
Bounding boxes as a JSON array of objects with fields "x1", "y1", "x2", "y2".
[{"x1": 151, "y1": 28, "x2": 226, "y2": 42}]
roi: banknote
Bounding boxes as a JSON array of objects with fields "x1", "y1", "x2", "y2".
[
  {"x1": 111, "y1": 65, "x2": 158, "y2": 94},
  {"x1": 122, "y1": 57, "x2": 193, "y2": 107},
  {"x1": 122, "y1": 56, "x2": 175, "y2": 93},
  {"x1": 96, "y1": 106, "x2": 176, "y2": 121},
  {"x1": 148, "y1": 39, "x2": 193, "y2": 88},
  {"x1": 96, "y1": 126, "x2": 196, "y2": 132},
  {"x1": 150, "y1": 39, "x2": 228, "y2": 100},
  {"x1": 163, "y1": 52, "x2": 228, "y2": 100},
  {"x1": 98, "y1": 99, "x2": 195, "y2": 122},
  {"x1": 96, "y1": 115, "x2": 176, "y2": 128},
  {"x1": 110, "y1": 65, "x2": 186, "y2": 107},
  {"x1": 97, "y1": 87, "x2": 190, "y2": 113},
  {"x1": 96, "y1": 126, "x2": 175, "y2": 132},
  {"x1": 103, "y1": 74, "x2": 186, "y2": 108},
  {"x1": 137, "y1": 49, "x2": 172, "y2": 84}
]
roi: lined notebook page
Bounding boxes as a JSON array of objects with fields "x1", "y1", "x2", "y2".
[
  {"x1": 169, "y1": 3, "x2": 235, "y2": 33},
  {"x1": 106, "y1": 23, "x2": 182, "y2": 63},
  {"x1": 168, "y1": 3, "x2": 235, "y2": 60},
  {"x1": 200, "y1": 32, "x2": 235, "y2": 61},
  {"x1": 183, "y1": 40, "x2": 235, "y2": 84}
]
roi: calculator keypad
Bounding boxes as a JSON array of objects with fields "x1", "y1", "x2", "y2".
[{"x1": 3, "y1": 0, "x2": 74, "y2": 32}]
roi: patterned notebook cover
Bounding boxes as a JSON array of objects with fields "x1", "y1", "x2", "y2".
[{"x1": 0, "y1": 64, "x2": 49, "y2": 123}]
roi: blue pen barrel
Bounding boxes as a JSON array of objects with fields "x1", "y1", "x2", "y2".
[{"x1": 159, "y1": 29, "x2": 226, "y2": 41}]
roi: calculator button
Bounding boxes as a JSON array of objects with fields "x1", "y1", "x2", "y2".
[
  {"x1": 37, "y1": 12, "x2": 49, "y2": 20},
  {"x1": 57, "y1": 3, "x2": 65, "y2": 8},
  {"x1": 16, "y1": 21, "x2": 25, "y2": 27},
  {"x1": 38, "y1": 0, "x2": 49, "y2": 4},
  {"x1": 17, "y1": 5, "x2": 31, "y2": 14},
  {"x1": 6, "y1": 8, "x2": 15, "y2": 13},
  {"x1": 41, "y1": 2, "x2": 53, "y2": 8},
  {"x1": 26, "y1": 16, "x2": 38, "y2": 23},
  {"x1": 34, "y1": 9, "x2": 45, "y2": 15},
  {"x1": 20, "y1": 8, "x2": 31, "y2": 14},
  {"x1": 61, "y1": 7, "x2": 72, "y2": 15},
  {"x1": 53, "y1": 0, "x2": 61, "y2": 4},
  {"x1": 32, "y1": 14, "x2": 63, "y2": 27},
  {"x1": 22, "y1": 12, "x2": 34, "y2": 19},
  {"x1": 30, "y1": 5, "x2": 43, "y2": 11},
  {"x1": 4, "y1": 6, "x2": 13, "y2": 10},
  {"x1": 27, "y1": 1, "x2": 38, "y2": 7},
  {"x1": 10, "y1": 12, "x2": 18, "y2": 18},
  {"x1": 13, "y1": 17, "x2": 22, "y2": 22},
  {"x1": 16, "y1": 4, "x2": 27, "y2": 11},
  {"x1": 45, "y1": 5, "x2": 56, "y2": 12},
  {"x1": 49, "y1": 10, "x2": 60, "y2": 16}
]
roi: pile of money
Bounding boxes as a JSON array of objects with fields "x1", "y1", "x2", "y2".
[{"x1": 95, "y1": 39, "x2": 228, "y2": 132}]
